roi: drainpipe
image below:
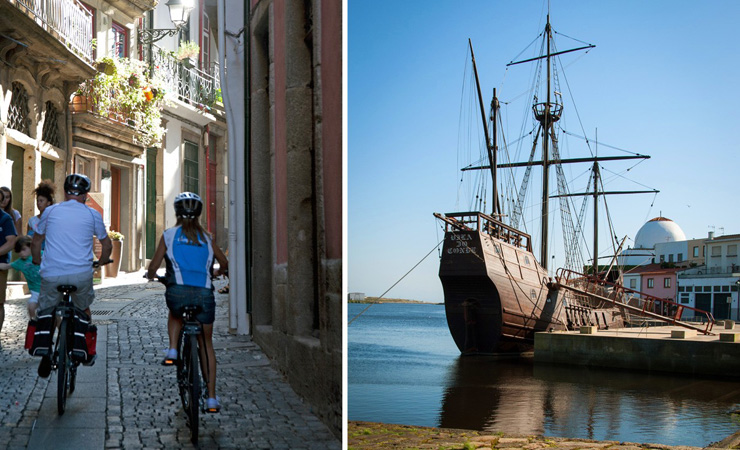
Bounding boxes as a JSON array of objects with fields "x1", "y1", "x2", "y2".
[{"x1": 219, "y1": 0, "x2": 249, "y2": 334}]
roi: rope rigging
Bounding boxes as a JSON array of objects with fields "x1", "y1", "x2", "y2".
[{"x1": 348, "y1": 239, "x2": 445, "y2": 326}]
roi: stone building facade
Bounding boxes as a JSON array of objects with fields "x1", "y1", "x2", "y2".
[{"x1": 246, "y1": 0, "x2": 342, "y2": 437}]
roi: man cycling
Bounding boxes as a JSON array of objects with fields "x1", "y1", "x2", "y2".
[{"x1": 31, "y1": 173, "x2": 112, "y2": 377}]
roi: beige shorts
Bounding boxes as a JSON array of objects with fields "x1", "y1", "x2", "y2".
[{"x1": 39, "y1": 271, "x2": 95, "y2": 311}]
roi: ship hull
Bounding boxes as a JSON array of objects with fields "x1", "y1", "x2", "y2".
[{"x1": 439, "y1": 227, "x2": 566, "y2": 354}]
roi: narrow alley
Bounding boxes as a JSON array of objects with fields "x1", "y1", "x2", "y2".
[{"x1": 0, "y1": 273, "x2": 340, "y2": 449}]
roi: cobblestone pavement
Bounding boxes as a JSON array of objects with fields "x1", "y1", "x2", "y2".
[{"x1": 0, "y1": 273, "x2": 340, "y2": 449}]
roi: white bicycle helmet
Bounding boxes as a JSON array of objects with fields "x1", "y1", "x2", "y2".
[
  {"x1": 64, "y1": 173, "x2": 91, "y2": 195},
  {"x1": 174, "y1": 192, "x2": 203, "y2": 219}
]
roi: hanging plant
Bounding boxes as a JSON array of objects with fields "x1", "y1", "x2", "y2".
[{"x1": 79, "y1": 56, "x2": 169, "y2": 147}]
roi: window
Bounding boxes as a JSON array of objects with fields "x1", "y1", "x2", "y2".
[
  {"x1": 680, "y1": 294, "x2": 690, "y2": 304},
  {"x1": 647, "y1": 278, "x2": 654, "y2": 288},
  {"x1": 629, "y1": 278, "x2": 636, "y2": 289},
  {"x1": 659, "y1": 255, "x2": 665, "y2": 263},
  {"x1": 712, "y1": 246, "x2": 720, "y2": 257},
  {"x1": 112, "y1": 21, "x2": 128, "y2": 57},
  {"x1": 668, "y1": 254, "x2": 674, "y2": 263},
  {"x1": 714, "y1": 286, "x2": 721, "y2": 292},
  {"x1": 678, "y1": 286, "x2": 685, "y2": 292},
  {"x1": 201, "y1": 12, "x2": 210, "y2": 72},
  {"x1": 722, "y1": 286, "x2": 730, "y2": 292},
  {"x1": 693, "y1": 246, "x2": 699, "y2": 257},
  {"x1": 664, "y1": 278, "x2": 671, "y2": 288},
  {"x1": 729, "y1": 245, "x2": 738, "y2": 256},
  {"x1": 74, "y1": 155, "x2": 93, "y2": 186},
  {"x1": 183, "y1": 140, "x2": 199, "y2": 193},
  {"x1": 704, "y1": 286, "x2": 712, "y2": 292},
  {"x1": 42, "y1": 102, "x2": 61, "y2": 148},
  {"x1": 678, "y1": 253, "x2": 683, "y2": 262},
  {"x1": 8, "y1": 82, "x2": 30, "y2": 135},
  {"x1": 686, "y1": 286, "x2": 693, "y2": 292}
]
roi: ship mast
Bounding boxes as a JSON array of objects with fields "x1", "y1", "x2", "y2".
[
  {"x1": 469, "y1": 39, "x2": 500, "y2": 216},
  {"x1": 464, "y1": 14, "x2": 657, "y2": 275}
]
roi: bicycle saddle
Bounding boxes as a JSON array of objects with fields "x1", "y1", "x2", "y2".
[{"x1": 57, "y1": 285, "x2": 78, "y2": 293}]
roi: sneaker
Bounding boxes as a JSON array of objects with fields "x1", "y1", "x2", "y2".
[
  {"x1": 206, "y1": 396, "x2": 221, "y2": 413},
  {"x1": 82, "y1": 354, "x2": 96, "y2": 367},
  {"x1": 38, "y1": 356, "x2": 52, "y2": 378},
  {"x1": 161, "y1": 348, "x2": 177, "y2": 366}
]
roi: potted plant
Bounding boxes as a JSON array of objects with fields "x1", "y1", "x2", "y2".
[
  {"x1": 105, "y1": 230, "x2": 124, "y2": 278},
  {"x1": 176, "y1": 41, "x2": 200, "y2": 68}
]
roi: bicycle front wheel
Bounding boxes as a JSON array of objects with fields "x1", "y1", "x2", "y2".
[
  {"x1": 186, "y1": 333, "x2": 200, "y2": 443},
  {"x1": 57, "y1": 319, "x2": 69, "y2": 415}
]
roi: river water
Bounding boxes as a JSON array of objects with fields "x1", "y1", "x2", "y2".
[{"x1": 348, "y1": 302, "x2": 740, "y2": 447}]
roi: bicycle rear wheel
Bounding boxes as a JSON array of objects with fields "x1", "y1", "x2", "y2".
[
  {"x1": 177, "y1": 332, "x2": 188, "y2": 411},
  {"x1": 57, "y1": 319, "x2": 69, "y2": 415},
  {"x1": 186, "y1": 334, "x2": 200, "y2": 443}
]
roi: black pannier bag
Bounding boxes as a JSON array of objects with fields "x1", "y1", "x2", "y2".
[
  {"x1": 71, "y1": 308, "x2": 91, "y2": 361},
  {"x1": 29, "y1": 307, "x2": 55, "y2": 357}
]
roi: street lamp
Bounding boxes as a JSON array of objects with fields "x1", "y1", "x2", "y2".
[{"x1": 139, "y1": 0, "x2": 195, "y2": 44}]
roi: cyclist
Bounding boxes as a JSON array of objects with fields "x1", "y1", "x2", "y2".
[
  {"x1": 146, "y1": 192, "x2": 228, "y2": 413},
  {"x1": 31, "y1": 173, "x2": 112, "y2": 377}
]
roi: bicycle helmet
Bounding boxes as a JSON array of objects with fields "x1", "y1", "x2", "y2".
[
  {"x1": 174, "y1": 192, "x2": 203, "y2": 219},
  {"x1": 64, "y1": 173, "x2": 91, "y2": 195}
]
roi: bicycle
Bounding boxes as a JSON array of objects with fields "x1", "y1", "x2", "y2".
[
  {"x1": 149, "y1": 274, "x2": 211, "y2": 444},
  {"x1": 50, "y1": 260, "x2": 110, "y2": 415}
]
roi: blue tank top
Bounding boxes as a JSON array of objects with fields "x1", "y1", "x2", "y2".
[{"x1": 163, "y1": 226, "x2": 214, "y2": 289}]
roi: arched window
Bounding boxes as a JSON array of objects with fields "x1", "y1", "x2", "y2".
[
  {"x1": 8, "y1": 82, "x2": 30, "y2": 135},
  {"x1": 42, "y1": 101, "x2": 61, "y2": 148}
]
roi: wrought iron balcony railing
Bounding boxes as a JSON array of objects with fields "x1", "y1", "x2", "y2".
[
  {"x1": 8, "y1": 0, "x2": 94, "y2": 64},
  {"x1": 142, "y1": 42, "x2": 222, "y2": 112}
]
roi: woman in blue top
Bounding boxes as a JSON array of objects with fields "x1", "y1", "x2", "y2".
[{"x1": 146, "y1": 192, "x2": 228, "y2": 412}]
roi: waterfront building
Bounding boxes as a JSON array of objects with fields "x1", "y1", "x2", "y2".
[{"x1": 619, "y1": 217, "x2": 687, "y2": 267}]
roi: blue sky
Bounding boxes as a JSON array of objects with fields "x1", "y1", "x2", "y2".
[{"x1": 348, "y1": 1, "x2": 740, "y2": 302}]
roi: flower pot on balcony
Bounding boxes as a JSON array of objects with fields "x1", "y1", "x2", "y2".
[
  {"x1": 105, "y1": 239, "x2": 123, "y2": 278},
  {"x1": 70, "y1": 94, "x2": 90, "y2": 113}
]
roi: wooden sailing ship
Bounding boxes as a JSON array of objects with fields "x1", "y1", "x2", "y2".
[{"x1": 435, "y1": 14, "x2": 713, "y2": 355}]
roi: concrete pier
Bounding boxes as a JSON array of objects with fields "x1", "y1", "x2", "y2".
[{"x1": 534, "y1": 323, "x2": 740, "y2": 377}]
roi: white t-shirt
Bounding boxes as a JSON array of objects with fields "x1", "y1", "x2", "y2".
[{"x1": 36, "y1": 199, "x2": 108, "y2": 277}]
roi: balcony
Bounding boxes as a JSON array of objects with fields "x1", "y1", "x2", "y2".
[
  {"x1": 69, "y1": 57, "x2": 167, "y2": 151},
  {"x1": 142, "y1": 42, "x2": 223, "y2": 114},
  {"x1": 3, "y1": 0, "x2": 94, "y2": 65}
]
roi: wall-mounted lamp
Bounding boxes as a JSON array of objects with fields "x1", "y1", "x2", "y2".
[{"x1": 139, "y1": 0, "x2": 195, "y2": 44}]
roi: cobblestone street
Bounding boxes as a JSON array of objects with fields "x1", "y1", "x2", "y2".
[{"x1": 0, "y1": 273, "x2": 340, "y2": 449}]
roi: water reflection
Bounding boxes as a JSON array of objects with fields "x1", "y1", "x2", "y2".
[{"x1": 439, "y1": 356, "x2": 740, "y2": 446}]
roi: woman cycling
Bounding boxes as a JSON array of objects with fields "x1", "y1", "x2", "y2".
[{"x1": 146, "y1": 192, "x2": 228, "y2": 413}]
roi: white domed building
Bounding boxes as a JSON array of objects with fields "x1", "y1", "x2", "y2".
[{"x1": 619, "y1": 217, "x2": 687, "y2": 267}]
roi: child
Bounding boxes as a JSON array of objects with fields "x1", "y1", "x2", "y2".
[{"x1": 0, "y1": 236, "x2": 41, "y2": 319}]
